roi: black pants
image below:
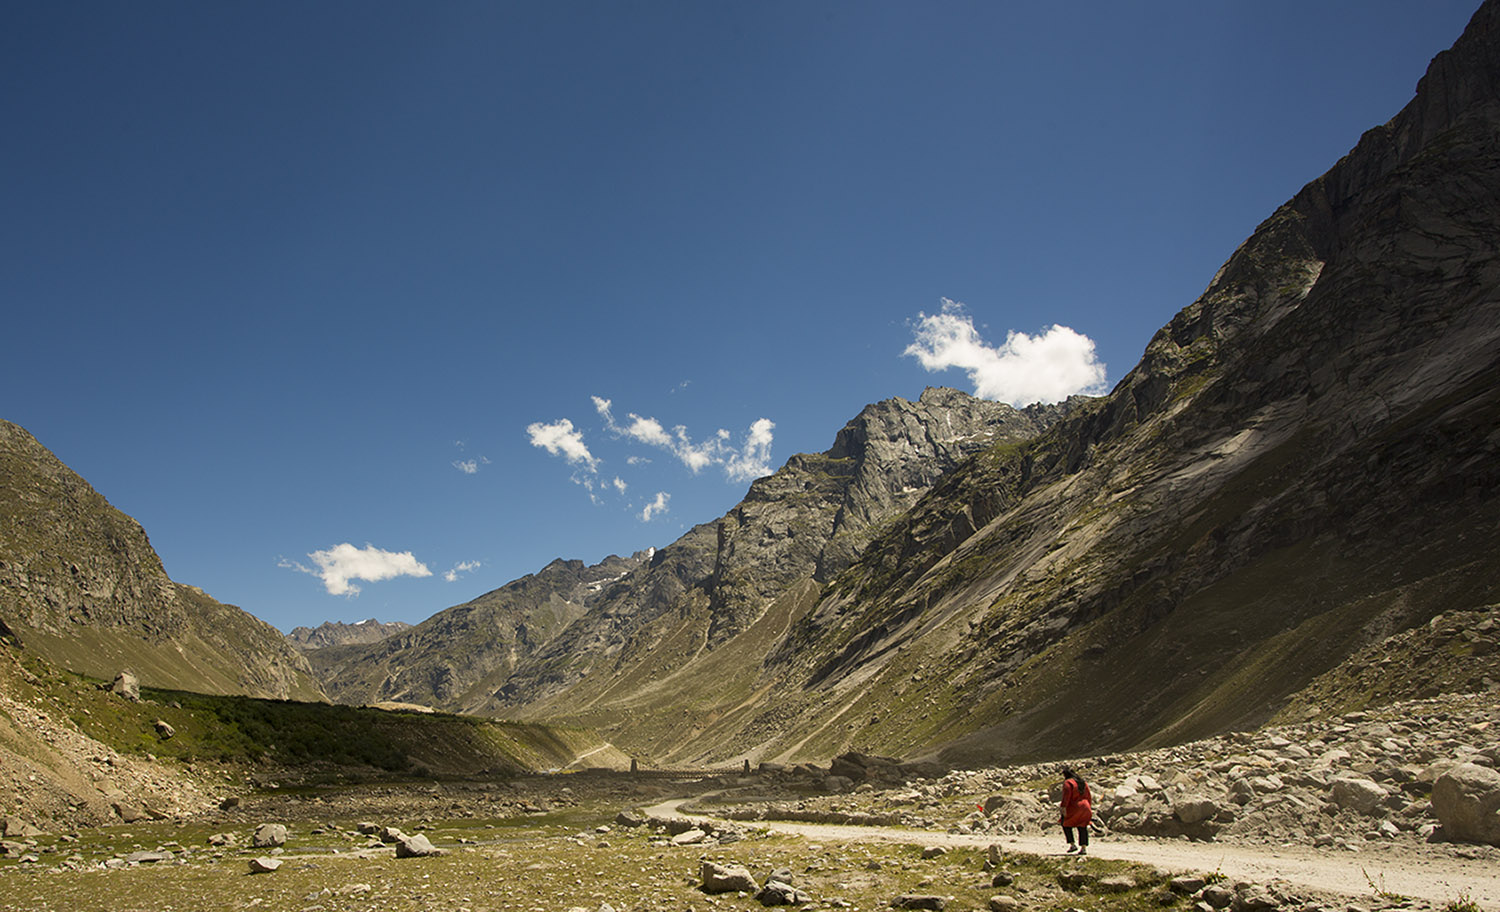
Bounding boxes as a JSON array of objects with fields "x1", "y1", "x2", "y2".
[{"x1": 1062, "y1": 825, "x2": 1089, "y2": 846}]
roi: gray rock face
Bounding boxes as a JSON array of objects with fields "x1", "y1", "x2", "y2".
[{"x1": 1431, "y1": 762, "x2": 1500, "y2": 845}]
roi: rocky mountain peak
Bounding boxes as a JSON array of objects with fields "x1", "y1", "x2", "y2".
[{"x1": 284, "y1": 618, "x2": 413, "y2": 651}]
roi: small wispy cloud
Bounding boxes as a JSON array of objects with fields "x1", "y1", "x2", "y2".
[
  {"x1": 444, "y1": 560, "x2": 481, "y2": 582},
  {"x1": 453, "y1": 459, "x2": 479, "y2": 474},
  {"x1": 594, "y1": 396, "x2": 775, "y2": 481},
  {"x1": 904, "y1": 298, "x2": 1107, "y2": 406},
  {"x1": 612, "y1": 476, "x2": 628, "y2": 494},
  {"x1": 280, "y1": 543, "x2": 432, "y2": 597},
  {"x1": 641, "y1": 491, "x2": 671, "y2": 522},
  {"x1": 527, "y1": 418, "x2": 599, "y2": 471}
]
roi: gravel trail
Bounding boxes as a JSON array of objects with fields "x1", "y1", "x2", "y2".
[{"x1": 651, "y1": 799, "x2": 1500, "y2": 908}]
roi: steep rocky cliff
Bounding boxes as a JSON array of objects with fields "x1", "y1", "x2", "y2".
[
  {"x1": 729, "y1": 0, "x2": 1500, "y2": 766},
  {"x1": 479, "y1": 0, "x2": 1500, "y2": 767},
  {"x1": 0, "y1": 420, "x2": 323, "y2": 700}
]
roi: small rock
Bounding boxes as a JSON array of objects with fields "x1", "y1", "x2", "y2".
[
  {"x1": 671, "y1": 827, "x2": 708, "y2": 846},
  {"x1": 921, "y1": 845, "x2": 948, "y2": 859},
  {"x1": 757, "y1": 880, "x2": 813, "y2": 906},
  {"x1": 988, "y1": 897, "x2": 1023, "y2": 912},
  {"x1": 891, "y1": 895, "x2": 946, "y2": 911},
  {"x1": 1098, "y1": 875, "x2": 1136, "y2": 893},
  {"x1": 248, "y1": 857, "x2": 282, "y2": 874},
  {"x1": 1170, "y1": 875, "x2": 1206, "y2": 894}
]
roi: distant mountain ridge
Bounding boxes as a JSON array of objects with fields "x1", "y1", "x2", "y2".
[
  {"x1": 319, "y1": 387, "x2": 1066, "y2": 717},
  {"x1": 0, "y1": 420, "x2": 323, "y2": 700},
  {"x1": 286, "y1": 618, "x2": 412, "y2": 651}
]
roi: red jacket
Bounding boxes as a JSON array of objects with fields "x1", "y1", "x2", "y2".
[{"x1": 1061, "y1": 778, "x2": 1092, "y2": 827}]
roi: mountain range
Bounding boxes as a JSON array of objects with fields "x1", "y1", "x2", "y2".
[{"x1": 3, "y1": 0, "x2": 1496, "y2": 772}]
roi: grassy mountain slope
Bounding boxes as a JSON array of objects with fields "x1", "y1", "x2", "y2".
[{"x1": 0, "y1": 420, "x2": 322, "y2": 700}]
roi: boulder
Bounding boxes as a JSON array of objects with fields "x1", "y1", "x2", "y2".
[
  {"x1": 671, "y1": 828, "x2": 707, "y2": 846},
  {"x1": 153, "y1": 719, "x2": 175, "y2": 739},
  {"x1": 920, "y1": 845, "x2": 948, "y2": 859},
  {"x1": 379, "y1": 826, "x2": 406, "y2": 844},
  {"x1": 988, "y1": 897, "x2": 1023, "y2": 912},
  {"x1": 615, "y1": 809, "x2": 648, "y2": 828},
  {"x1": 1, "y1": 818, "x2": 41, "y2": 839},
  {"x1": 207, "y1": 833, "x2": 236, "y2": 847},
  {"x1": 701, "y1": 861, "x2": 759, "y2": 894},
  {"x1": 248, "y1": 857, "x2": 281, "y2": 874},
  {"x1": 395, "y1": 833, "x2": 444, "y2": 857},
  {"x1": 1330, "y1": 777, "x2": 1388, "y2": 815},
  {"x1": 1173, "y1": 796, "x2": 1219, "y2": 825},
  {"x1": 124, "y1": 850, "x2": 173, "y2": 864},
  {"x1": 756, "y1": 880, "x2": 812, "y2": 906},
  {"x1": 1431, "y1": 762, "x2": 1500, "y2": 845},
  {"x1": 112, "y1": 671, "x2": 140, "y2": 702},
  {"x1": 252, "y1": 823, "x2": 287, "y2": 848}
]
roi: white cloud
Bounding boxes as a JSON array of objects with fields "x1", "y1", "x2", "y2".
[
  {"x1": 641, "y1": 491, "x2": 671, "y2": 522},
  {"x1": 444, "y1": 560, "x2": 481, "y2": 582},
  {"x1": 527, "y1": 418, "x2": 598, "y2": 471},
  {"x1": 612, "y1": 476, "x2": 628, "y2": 494},
  {"x1": 904, "y1": 299, "x2": 1107, "y2": 406},
  {"x1": 596, "y1": 395, "x2": 775, "y2": 480},
  {"x1": 725, "y1": 417, "x2": 776, "y2": 481},
  {"x1": 281, "y1": 543, "x2": 432, "y2": 597},
  {"x1": 453, "y1": 459, "x2": 478, "y2": 474}
]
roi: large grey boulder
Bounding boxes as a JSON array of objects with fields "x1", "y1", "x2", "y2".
[
  {"x1": 252, "y1": 823, "x2": 287, "y2": 848},
  {"x1": 112, "y1": 671, "x2": 140, "y2": 702},
  {"x1": 1431, "y1": 762, "x2": 1500, "y2": 845},
  {"x1": 395, "y1": 833, "x2": 444, "y2": 857},
  {"x1": 701, "y1": 861, "x2": 759, "y2": 894},
  {"x1": 1330, "y1": 777, "x2": 1387, "y2": 815}
]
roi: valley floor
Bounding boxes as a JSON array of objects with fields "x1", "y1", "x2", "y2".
[{"x1": 2, "y1": 692, "x2": 1497, "y2": 912}]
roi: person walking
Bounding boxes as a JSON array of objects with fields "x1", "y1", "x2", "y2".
[{"x1": 1059, "y1": 766, "x2": 1092, "y2": 855}]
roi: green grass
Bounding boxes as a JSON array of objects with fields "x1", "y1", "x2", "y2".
[{"x1": 0, "y1": 811, "x2": 1179, "y2": 912}]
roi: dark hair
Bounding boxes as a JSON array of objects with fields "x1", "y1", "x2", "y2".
[{"x1": 1061, "y1": 766, "x2": 1087, "y2": 793}]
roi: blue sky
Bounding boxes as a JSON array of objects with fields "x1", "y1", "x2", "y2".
[{"x1": 2, "y1": 1, "x2": 1480, "y2": 633}]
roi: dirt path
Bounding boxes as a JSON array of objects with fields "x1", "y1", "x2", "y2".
[{"x1": 649, "y1": 800, "x2": 1499, "y2": 908}]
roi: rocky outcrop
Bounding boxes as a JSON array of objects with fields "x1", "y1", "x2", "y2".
[{"x1": 0, "y1": 420, "x2": 322, "y2": 700}]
